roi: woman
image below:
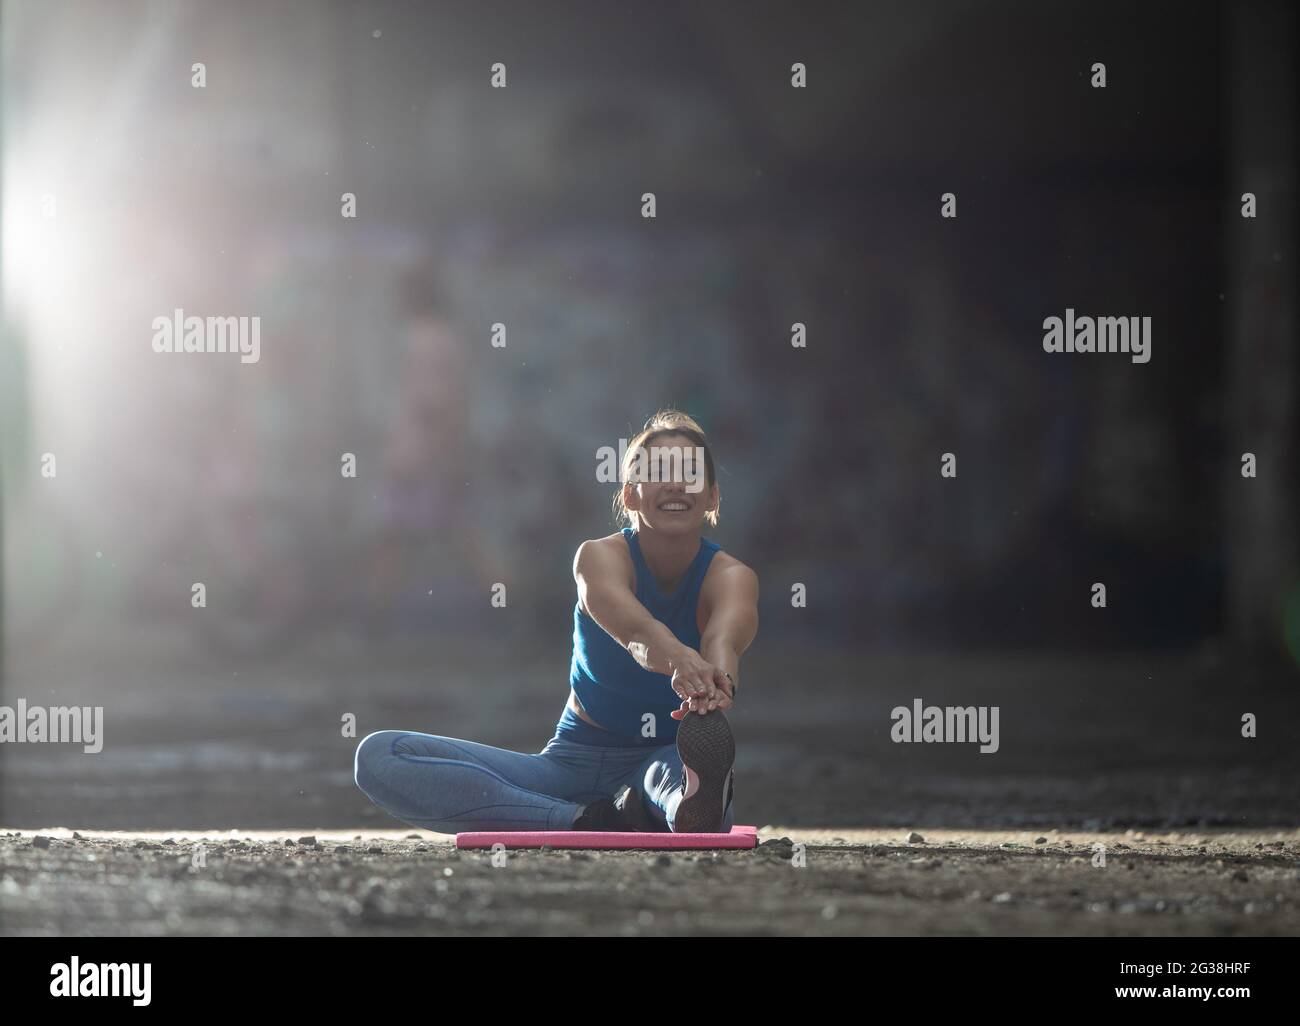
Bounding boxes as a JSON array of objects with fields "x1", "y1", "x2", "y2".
[{"x1": 354, "y1": 410, "x2": 759, "y2": 833}]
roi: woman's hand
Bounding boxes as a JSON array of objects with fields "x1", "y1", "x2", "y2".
[
  {"x1": 668, "y1": 650, "x2": 734, "y2": 719},
  {"x1": 670, "y1": 689, "x2": 734, "y2": 719}
]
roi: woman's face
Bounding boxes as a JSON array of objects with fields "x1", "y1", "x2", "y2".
[{"x1": 624, "y1": 432, "x2": 718, "y2": 535}]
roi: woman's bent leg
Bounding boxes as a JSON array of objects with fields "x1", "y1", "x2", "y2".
[{"x1": 354, "y1": 730, "x2": 598, "y2": 833}]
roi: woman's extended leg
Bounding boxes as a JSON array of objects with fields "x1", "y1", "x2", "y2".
[
  {"x1": 354, "y1": 730, "x2": 604, "y2": 833},
  {"x1": 617, "y1": 743, "x2": 736, "y2": 833}
]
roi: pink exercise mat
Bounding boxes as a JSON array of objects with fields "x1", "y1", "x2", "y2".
[{"x1": 456, "y1": 824, "x2": 759, "y2": 850}]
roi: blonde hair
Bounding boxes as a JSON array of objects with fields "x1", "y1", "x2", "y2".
[{"x1": 613, "y1": 409, "x2": 719, "y2": 530}]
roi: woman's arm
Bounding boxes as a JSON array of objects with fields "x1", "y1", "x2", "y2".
[{"x1": 698, "y1": 562, "x2": 760, "y2": 700}]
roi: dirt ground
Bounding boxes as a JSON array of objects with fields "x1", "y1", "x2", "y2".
[
  {"x1": 2, "y1": 826, "x2": 1298, "y2": 936},
  {"x1": 2, "y1": 629, "x2": 1298, "y2": 935}
]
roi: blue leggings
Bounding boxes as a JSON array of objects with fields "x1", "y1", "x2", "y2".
[{"x1": 354, "y1": 712, "x2": 736, "y2": 835}]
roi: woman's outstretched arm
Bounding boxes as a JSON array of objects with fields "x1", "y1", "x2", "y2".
[{"x1": 698, "y1": 562, "x2": 759, "y2": 701}]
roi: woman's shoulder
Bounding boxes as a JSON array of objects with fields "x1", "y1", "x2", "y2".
[
  {"x1": 701, "y1": 549, "x2": 758, "y2": 590},
  {"x1": 696, "y1": 549, "x2": 758, "y2": 630},
  {"x1": 574, "y1": 531, "x2": 633, "y2": 558},
  {"x1": 571, "y1": 532, "x2": 637, "y2": 586}
]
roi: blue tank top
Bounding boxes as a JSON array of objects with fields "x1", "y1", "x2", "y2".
[{"x1": 562, "y1": 527, "x2": 721, "y2": 746}]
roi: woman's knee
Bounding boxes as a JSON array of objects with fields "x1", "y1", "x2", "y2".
[{"x1": 354, "y1": 730, "x2": 404, "y2": 791}]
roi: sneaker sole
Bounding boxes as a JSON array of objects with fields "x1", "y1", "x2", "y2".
[{"x1": 673, "y1": 710, "x2": 735, "y2": 833}]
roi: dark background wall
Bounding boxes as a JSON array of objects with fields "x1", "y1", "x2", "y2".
[{"x1": 1, "y1": 0, "x2": 1295, "y2": 829}]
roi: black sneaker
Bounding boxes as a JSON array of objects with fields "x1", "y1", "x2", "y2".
[
  {"x1": 672, "y1": 710, "x2": 735, "y2": 833},
  {"x1": 572, "y1": 785, "x2": 657, "y2": 832},
  {"x1": 612, "y1": 783, "x2": 658, "y2": 832},
  {"x1": 571, "y1": 796, "x2": 620, "y2": 831}
]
